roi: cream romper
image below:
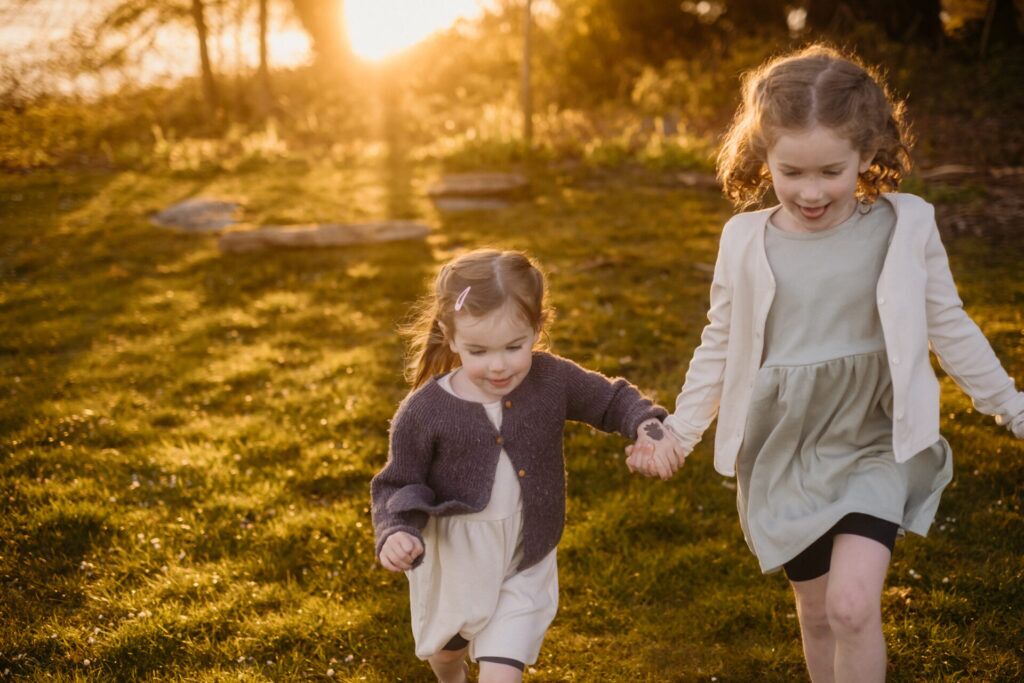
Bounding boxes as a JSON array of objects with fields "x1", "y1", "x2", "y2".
[
  {"x1": 736, "y1": 199, "x2": 953, "y2": 574},
  {"x1": 405, "y1": 371, "x2": 558, "y2": 664}
]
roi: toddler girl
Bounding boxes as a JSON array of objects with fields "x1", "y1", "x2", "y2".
[
  {"x1": 372, "y1": 249, "x2": 666, "y2": 682},
  {"x1": 632, "y1": 44, "x2": 1024, "y2": 681}
]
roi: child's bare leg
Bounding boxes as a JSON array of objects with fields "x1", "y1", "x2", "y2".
[
  {"x1": 479, "y1": 659, "x2": 523, "y2": 683},
  {"x1": 791, "y1": 573, "x2": 836, "y2": 683},
  {"x1": 428, "y1": 647, "x2": 469, "y2": 683},
  {"x1": 826, "y1": 534, "x2": 890, "y2": 683}
]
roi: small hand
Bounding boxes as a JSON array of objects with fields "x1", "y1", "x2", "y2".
[
  {"x1": 627, "y1": 420, "x2": 686, "y2": 480},
  {"x1": 379, "y1": 531, "x2": 424, "y2": 572}
]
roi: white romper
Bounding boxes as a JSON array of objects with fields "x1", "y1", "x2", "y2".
[{"x1": 405, "y1": 371, "x2": 558, "y2": 664}]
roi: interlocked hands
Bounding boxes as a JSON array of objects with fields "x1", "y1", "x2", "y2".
[{"x1": 626, "y1": 418, "x2": 688, "y2": 480}]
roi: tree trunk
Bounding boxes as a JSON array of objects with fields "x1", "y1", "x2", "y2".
[
  {"x1": 522, "y1": 0, "x2": 532, "y2": 147},
  {"x1": 257, "y1": 0, "x2": 274, "y2": 115},
  {"x1": 290, "y1": 0, "x2": 351, "y2": 70},
  {"x1": 190, "y1": 0, "x2": 220, "y2": 114},
  {"x1": 980, "y1": 0, "x2": 1023, "y2": 58}
]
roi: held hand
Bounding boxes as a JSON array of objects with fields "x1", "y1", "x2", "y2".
[
  {"x1": 379, "y1": 531, "x2": 424, "y2": 572},
  {"x1": 627, "y1": 420, "x2": 687, "y2": 480}
]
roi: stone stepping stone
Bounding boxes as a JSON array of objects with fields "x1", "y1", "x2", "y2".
[
  {"x1": 150, "y1": 197, "x2": 242, "y2": 233},
  {"x1": 217, "y1": 221, "x2": 431, "y2": 253},
  {"x1": 676, "y1": 171, "x2": 719, "y2": 190},
  {"x1": 431, "y1": 197, "x2": 512, "y2": 212},
  {"x1": 427, "y1": 172, "x2": 529, "y2": 198}
]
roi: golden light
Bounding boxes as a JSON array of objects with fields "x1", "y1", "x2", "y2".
[{"x1": 344, "y1": 0, "x2": 482, "y2": 61}]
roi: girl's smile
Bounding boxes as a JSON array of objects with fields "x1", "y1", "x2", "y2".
[
  {"x1": 447, "y1": 303, "x2": 538, "y2": 403},
  {"x1": 766, "y1": 126, "x2": 873, "y2": 233}
]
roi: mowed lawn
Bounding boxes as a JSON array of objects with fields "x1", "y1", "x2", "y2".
[{"x1": 1, "y1": 160, "x2": 1022, "y2": 681}]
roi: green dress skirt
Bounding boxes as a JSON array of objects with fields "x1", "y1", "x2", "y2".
[{"x1": 736, "y1": 200, "x2": 953, "y2": 574}]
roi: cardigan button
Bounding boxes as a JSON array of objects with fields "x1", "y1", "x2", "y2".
[
  {"x1": 495, "y1": 435, "x2": 504, "y2": 445},
  {"x1": 518, "y1": 469, "x2": 526, "y2": 477},
  {"x1": 504, "y1": 400, "x2": 513, "y2": 409},
  {"x1": 891, "y1": 357, "x2": 900, "y2": 366},
  {"x1": 878, "y1": 297, "x2": 886, "y2": 305}
]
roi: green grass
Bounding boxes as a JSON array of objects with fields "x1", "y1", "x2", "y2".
[{"x1": 1, "y1": 158, "x2": 1022, "y2": 681}]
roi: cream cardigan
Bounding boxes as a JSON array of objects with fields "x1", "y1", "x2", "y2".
[{"x1": 664, "y1": 192, "x2": 1024, "y2": 477}]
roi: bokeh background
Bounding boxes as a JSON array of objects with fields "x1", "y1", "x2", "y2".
[{"x1": 1, "y1": 1, "x2": 1023, "y2": 680}]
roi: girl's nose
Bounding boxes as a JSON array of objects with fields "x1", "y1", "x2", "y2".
[{"x1": 800, "y1": 180, "x2": 823, "y2": 201}]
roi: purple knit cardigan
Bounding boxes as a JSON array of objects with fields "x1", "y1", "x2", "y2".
[{"x1": 371, "y1": 352, "x2": 667, "y2": 571}]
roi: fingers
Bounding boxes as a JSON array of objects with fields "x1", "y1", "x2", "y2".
[{"x1": 380, "y1": 533, "x2": 422, "y2": 572}]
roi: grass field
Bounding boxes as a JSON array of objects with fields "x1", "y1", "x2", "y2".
[{"x1": 1, "y1": 157, "x2": 1022, "y2": 681}]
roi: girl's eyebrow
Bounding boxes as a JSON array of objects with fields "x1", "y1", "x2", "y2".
[
  {"x1": 778, "y1": 161, "x2": 848, "y2": 170},
  {"x1": 466, "y1": 335, "x2": 529, "y2": 350}
]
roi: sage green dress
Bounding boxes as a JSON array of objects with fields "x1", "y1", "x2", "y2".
[{"x1": 736, "y1": 199, "x2": 953, "y2": 574}]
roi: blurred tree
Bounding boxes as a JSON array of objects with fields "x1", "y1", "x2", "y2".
[
  {"x1": 190, "y1": 0, "x2": 220, "y2": 113},
  {"x1": 806, "y1": 0, "x2": 944, "y2": 47},
  {"x1": 257, "y1": 0, "x2": 275, "y2": 115},
  {"x1": 979, "y1": 0, "x2": 1023, "y2": 57},
  {"x1": 718, "y1": 0, "x2": 790, "y2": 34},
  {"x1": 61, "y1": 0, "x2": 223, "y2": 113},
  {"x1": 289, "y1": 0, "x2": 352, "y2": 70}
]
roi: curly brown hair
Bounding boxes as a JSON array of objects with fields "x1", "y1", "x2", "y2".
[{"x1": 717, "y1": 43, "x2": 914, "y2": 209}]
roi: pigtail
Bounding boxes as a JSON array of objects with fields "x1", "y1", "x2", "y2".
[{"x1": 400, "y1": 298, "x2": 459, "y2": 388}]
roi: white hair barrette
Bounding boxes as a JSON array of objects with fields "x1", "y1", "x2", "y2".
[{"x1": 454, "y1": 286, "x2": 471, "y2": 311}]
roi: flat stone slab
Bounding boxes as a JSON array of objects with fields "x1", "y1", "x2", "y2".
[
  {"x1": 432, "y1": 197, "x2": 512, "y2": 212},
  {"x1": 217, "y1": 221, "x2": 431, "y2": 253},
  {"x1": 151, "y1": 198, "x2": 242, "y2": 233},
  {"x1": 427, "y1": 172, "x2": 529, "y2": 198},
  {"x1": 676, "y1": 171, "x2": 719, "y2": 190}
]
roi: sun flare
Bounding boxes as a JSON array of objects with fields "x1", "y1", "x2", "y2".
[{"x1": 343, "y1": 0, "x2": 482, "y2": 61}]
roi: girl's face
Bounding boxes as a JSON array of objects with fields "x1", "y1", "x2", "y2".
[
  {"x1": 766, "y1": 125, "x2": 873, "y2": 233},
  {"x1": 448, "y1": 303, "x2": 538, "y2": 403}
]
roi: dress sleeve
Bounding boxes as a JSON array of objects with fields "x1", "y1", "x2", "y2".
[
  {"x1": 663, "y1": 223, "x2": 734, "y2": 453},
  {"x1": 560, "y1": 357, "x2": 668, "y2": 440},
  {"x1": 923, "y1": 215, "x2": 1024, "y2": 428},
  {"x1": 370, "y1": 401, "x2": 434, "y2": 562}
]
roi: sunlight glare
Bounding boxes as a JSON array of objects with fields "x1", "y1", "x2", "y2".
[{"x1": 344, "y1": 0, "x2": 482, "y2": 61}]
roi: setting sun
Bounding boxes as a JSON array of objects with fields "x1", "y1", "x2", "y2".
[{"x1": 344, "y1": 0, "x2": 482, "y2": 61}]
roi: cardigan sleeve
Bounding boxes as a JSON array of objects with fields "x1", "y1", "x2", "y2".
[
  {"x1": 922, "y1": 214, "x2": 1024, "y2": 428},
  {"x1": 663, "y1": 219, "x2": 734, "y2": 453},
  {"x1": 370, "y1": 398, "x2": 434, "y2": 563},
  {"x1": 559, "y1": 356, "x2": 668, "y2": 440}
]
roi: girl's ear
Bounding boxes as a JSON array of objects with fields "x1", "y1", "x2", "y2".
[
  {"x1": 438, "y1": 321, "x2": 458, "y2": 353},
  {"x1": 859, "y1": 149, "x2": 877, "y2": 174}
]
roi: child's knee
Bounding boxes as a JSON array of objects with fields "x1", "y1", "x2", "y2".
[{"x1": 826, "y1": 586, "x2": 880, "y2": 636}]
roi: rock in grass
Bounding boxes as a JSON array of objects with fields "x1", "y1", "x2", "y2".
[
  {"x1": 431, "y1": 197, "x2": 512, "y2": 212},
  {"x1": 427, "y1": 172, "x2": 529, "y2": 198},
  {"x1": 150, "y1": 197, "x2": 242, "y2": 233},
  {"x1": 676, "y1": 171, "x2": 719, "y2": 190},
  {"x1": 217, "y1": 221, "x2": 431, "y2": 253}
]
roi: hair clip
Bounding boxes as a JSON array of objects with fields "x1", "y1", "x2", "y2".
[{"x1": 454, "y1": 286, "x2": 471, "y2": 311}]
